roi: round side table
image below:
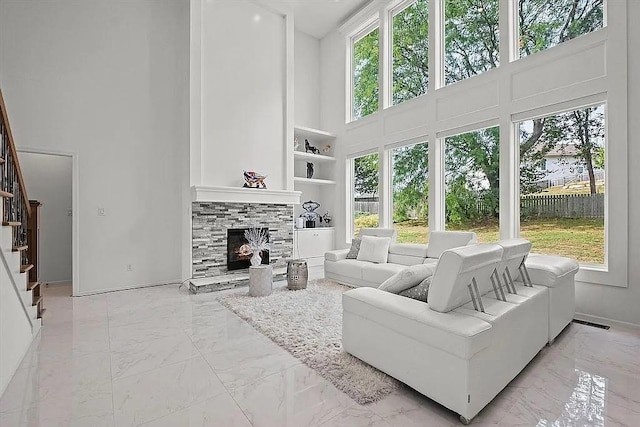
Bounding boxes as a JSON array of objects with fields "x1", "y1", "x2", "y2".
[{"x1": 249, "y1": 265, "x2": 273, "y2": 297}]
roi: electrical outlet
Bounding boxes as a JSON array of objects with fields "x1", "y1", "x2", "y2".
[
  {"x1": 98, "y1": 207, "x2": 106, "y2": 216},
  {"x1": 67, "y1": 208, "x2": 73, "y2": 217},
  {"x1": 126, "y1": 264, "x2": 133, "y2": 271}
]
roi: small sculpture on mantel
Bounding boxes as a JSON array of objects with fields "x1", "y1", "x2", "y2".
[
  {"x1": 305, "y1": 139, "x2": 320, "y2": 155},
  {"x1": 306, "y1": 162, "x2": 314, "y2": 179},
  {"x1": 243, "y1": 171, "x2": 267, "y2": 189}
]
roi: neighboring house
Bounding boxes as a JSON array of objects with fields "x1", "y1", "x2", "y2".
[{"x1": 538, "y1": 144, "x2": 604, "y2": 188}]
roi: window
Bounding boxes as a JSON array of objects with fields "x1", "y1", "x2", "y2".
[
  {"x1": 444, "y1": 0, "x2": 499, "y2": 85},
  {"x1": 518, "y1": 104, "x2": 605, "y2": 264},
  {"x1": 352, "y1": 153, "x2": 380, "y2": 237},
  {"x1": 391, "y1": 142, "x2": 429, "y2": 243},
  {"x1": 352, "y1": 26, "x2": 379, "y2": 120},
  {"x1": 444, "y1": 127, "x2": 500, "y2": 242},
  {"x1": 392, "y1": 0, "x2": 429, "y2": 105},
  {"x1": 519, "y1": 0, "x2": 604, "y2": 58}
]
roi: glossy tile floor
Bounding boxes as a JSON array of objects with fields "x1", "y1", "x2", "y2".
[{"x1": 1, "y1": 282, "x2": 639, "y2": 426}]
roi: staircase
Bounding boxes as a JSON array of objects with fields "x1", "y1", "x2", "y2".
[{"x1": 0, "y1": 88, "x2": 41, "y2": 396}]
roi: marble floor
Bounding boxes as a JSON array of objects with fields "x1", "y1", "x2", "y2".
[{"x1": 0, "y1": 282, "x2": 639, "y2": 427}]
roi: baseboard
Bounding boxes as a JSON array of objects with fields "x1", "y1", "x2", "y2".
[
  {"x1": 74, "y1": 279, "x2": 183, "y2": 297},
  {"x1": 574, "y1": 312, "x2": 640, "y2": 331}
]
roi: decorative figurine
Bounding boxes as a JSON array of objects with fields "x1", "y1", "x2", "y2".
[
  {"x1": 322, "y1": 144, "x2": 332, "y2": 154},
  {"x1": 243, "y1": 171, "x2": 267, "y2": 189},
  {"x1": 320, "y1": 211, "x2": 332, "y2": 225},
  {"x1": 294, "y1": 137, "x2": 300, "y2": 150},
  {"x1": 306, "y1": 162, "x2": 314, "y2": 179},
  {"x1": 305, "y1": 139, "x2": 320, "y2": 155},
  {"x1": 300, "y1": 200, "x2": 321, "y2": 228}
]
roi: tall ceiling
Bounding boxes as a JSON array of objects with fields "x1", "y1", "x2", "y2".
[{"x1": 284, "y1": 0, "x2": 372, "y2": 39}]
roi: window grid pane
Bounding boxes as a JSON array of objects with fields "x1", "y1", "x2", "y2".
[
  {"x1": 353, "y1": 28, "x2": 380, "y2": 120},
  {"x1": 352, "y1": 153, "x2": 380, "y2": 237}
]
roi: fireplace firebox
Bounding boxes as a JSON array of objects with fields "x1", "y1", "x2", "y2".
[{"x1": 226, "y1": 228, "x2": 270, "y2": 271}]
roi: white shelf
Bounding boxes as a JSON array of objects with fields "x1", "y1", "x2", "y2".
[
  {"x1": 294, "y1": 125, "x2": 336, "y2": 140},
  {"x1": 293, "y1": 151, "x2": 336, "y2": 162},
  {"x1": 294, "y1": 177, "x2": 336, "y2": 185},
  {"x1": 294, "y1": 227, "x2": 334, "y2": 232}
]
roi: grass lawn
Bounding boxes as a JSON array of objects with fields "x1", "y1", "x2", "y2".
[{"x1": 390, "y1": 217, "x2": 604, "y2": 264}]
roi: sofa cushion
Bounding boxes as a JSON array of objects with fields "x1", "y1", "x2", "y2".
[
  {"x1": 379, "y1": 264, "x2": 436, "y2": 294},
  {"x1": 357, "y1": 236, "x2": 391, "y2": 264},
  {"x1": 345, "y1": 238, "x2": 361, "y2": 259},
  {"x1": 389, "y1": 243, "x2": 429, "y2": 258},
  {"x1": 422, "y1": 258, "x2": 438, "y2": 267},
  {"x1": 361, "y1": 263, "x2": 406, "y2": 283},
  {"x1": 496, "y1": 239, "x2": 531, "y2": 280},
  {"x1": 426, "y1": 231, "x2": 477, "y2": 259},
  {"x1": 343, "y1": 288, "x2": 493, "y2": 359},
  {"x1": 359, "y1": 227, "x2": 397, "y2": 243},
  {"x1": 522, "y1": 254, "x2": 579, "y2": 287},
  {"x1": 325, "y1": 249, "x2": 349, "y2": 262},
  {"x1": 427, "y1": 244, "x2": 503, "y2": 313},
  {"x1": 324, "y1": 259, "x2": 368, "y2": 279},
  {"x1": 399, "y1": 276, "x2": 432, "y2": 302}
]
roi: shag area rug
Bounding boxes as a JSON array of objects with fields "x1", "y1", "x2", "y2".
[{"x1": 218, "y1": 279, "x2": 399, "y2": 404}]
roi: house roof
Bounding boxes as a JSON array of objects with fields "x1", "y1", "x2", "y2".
[{"x1": 546, "y1": 144, "x2": 580, "y2": 157}]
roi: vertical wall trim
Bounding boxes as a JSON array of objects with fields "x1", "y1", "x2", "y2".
[{"x1": 284, "y1": 12, "x2": 295, "y2": 191}]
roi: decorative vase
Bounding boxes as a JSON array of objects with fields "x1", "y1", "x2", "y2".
[{"x1": 250, "y1": 251, "x2": 262, "y2": 266}]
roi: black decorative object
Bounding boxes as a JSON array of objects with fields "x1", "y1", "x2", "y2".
[
  {"x1": 300, "y1": 200, "x2": 321, "y2": 228},
  {"x1": 306, "y1": 162, "x2": 314, "y2": 179},
  {"x1": 305, "y1": 139, "x2": 320, "y2": 154}
]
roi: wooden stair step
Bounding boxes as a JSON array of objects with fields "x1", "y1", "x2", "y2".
[
  {"x1": 20, "y1": 264, "x2": 33, "y2": 273},
  {"x1": 12, "y1": 245, "x2": 28, "y2": 252},
  {"x1": 0, "y1": 190, "x2": 13, "y2": 198},
  {"x1": 27, "y1": 281, "x2": 40, "y2": 291},
  {"x1": 3, "y1": 221, "x2": 21, "y2": 227},
  {"x1": 33, "y1": 295, "x2": 43, "y2": 306}
]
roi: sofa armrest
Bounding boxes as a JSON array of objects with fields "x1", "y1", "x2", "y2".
[
  {"x1": 325, "y1": 249, "x2": 349, "y2": 262},
  {"x1": 343, "y1": 288, "x2": 492, "y2": 359}
]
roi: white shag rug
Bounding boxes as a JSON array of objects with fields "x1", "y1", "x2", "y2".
[{"x1": 218, "y1": 279, "x2": 399, "y2": 404}]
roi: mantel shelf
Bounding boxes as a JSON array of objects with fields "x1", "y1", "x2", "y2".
[
  {"x1": 293, "y1": 151, "x2": 335, "y2": 162},
  {"x1": 293, "y1": 177, "x2": 336, "y2": 186}
]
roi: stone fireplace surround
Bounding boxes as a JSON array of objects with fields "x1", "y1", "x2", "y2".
[{"x1": 190, "y1": 186, "x2": 300, "y2": 293}]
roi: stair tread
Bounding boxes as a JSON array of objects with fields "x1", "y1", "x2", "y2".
[
  {"x1": 33, "y1": 295, "x2": 43, "y2": 306},
  {"x1": 12, "y1": 245, "x2": 28, "y2": 251},
  {"x1": 20, "y1": 264, "x2": 33, "y2": 273},
  {"x1": 27, "y1": 281, "x2": 40, "y2": 291},
  {"x1": 0, "y1": 190, "x2": 13, "y2": 198},
  {"x1": 3, "y1": 221, "x2": 21, "y2": 226}
]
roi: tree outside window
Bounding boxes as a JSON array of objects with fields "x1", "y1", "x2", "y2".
[
  {"x1": 392, "y1": 0, "x2": 429, "y2": 105},
  {"x1": 352, "y1": 153, "x2": 379, "y2": 236},
  {"x1": 353, "y1": 27, "x2": 379, "y2": 120}
]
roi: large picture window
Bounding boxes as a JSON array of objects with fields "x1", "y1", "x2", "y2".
[
  {"x1": 519, "y1": 0, "x2": 604, "y2": 58},
  {"x1": 352, "y1": 153, "x2": 380, "y2": 237},
  {"x1": 444, "y1": 0, "x2": 499, "y2": 85},
  {"x1": 391, "y1": 142, "x2": 429, "y2": 243},
  {"x1": 391, "y1": 0, "x2": 429, "y2": 105},
  {"x1": 444, "y1": 127, "x2": 500, "y2": 242},
  {"x1": 518, "y1": 104, "x2": 606, "y2": 264},
  {"x1": 352, "y1": 26, "x2": 379, "y2": 120}
]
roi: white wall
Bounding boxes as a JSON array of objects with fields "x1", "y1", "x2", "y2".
[
  {"x1": 320, "y1": 1, "x2": 639, "y2": 326},
  {"x1": 18, "y1": 152, "x2": 72, "y2": 284},
  {"x1": 197, "y1": 0, "x2": 286, "y2": 190},
  {"x1": 295, "y1": 29, "x2": 321, "y2": 129},
  {"x1": 0, "y1": 0, "x2": 189, "y2": 295}
]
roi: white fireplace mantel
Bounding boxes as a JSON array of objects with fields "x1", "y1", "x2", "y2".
[{"x1": 191, "y1": 186, "x2": 301, "y2": 205}]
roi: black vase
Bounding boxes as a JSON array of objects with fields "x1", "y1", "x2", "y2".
[{"x1": 305, "y1": 220, "x2": 316, "y2": 228}]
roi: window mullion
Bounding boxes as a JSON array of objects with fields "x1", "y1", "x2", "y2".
[{"x1": 429, "y1": 0, "x2": 442, "y2": 90}]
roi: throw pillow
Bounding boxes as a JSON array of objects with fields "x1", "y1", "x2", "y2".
[
  {"x1": 357, "y1": 236, "x2": 391, "y2": 264},
  {"x1": 399, "y1": 276, "x2": 432, "y2": 302},
  {"x1": 345, "y1": 238, "x2": 361, "y2": 259},
  {"x1": 378, "y1": 264, "x2": 436, "y2": 294}
]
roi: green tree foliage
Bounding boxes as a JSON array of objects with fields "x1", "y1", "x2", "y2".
[
  {"x1": 392, "y1": 143, "x2": 428, "y2": 222},
  {"x1": 392, "y1": 0, "x2": 429, "y2": 104},
  {"x1": 353, "y1": 153, "x2": 379, "y2": 196},
  {"x1": 519, "y1": 0, "x2": 603, "y2": 57},
  {"x1": 353, "y1": 28, "x2": 379, "y2": 119},
  {"x1": 445, "y1": 0, "x2": 499, "y2": 84}
]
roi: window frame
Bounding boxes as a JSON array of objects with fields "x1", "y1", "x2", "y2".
[
  {"x1": 346, "y1": 149, "x2": 381, "y2": 242},
  {"x1": 347, "y1": 17, "x2": 381, "y2": 123}
]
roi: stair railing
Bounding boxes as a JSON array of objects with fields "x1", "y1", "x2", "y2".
[{"x1": 0, "y1": 89, "x2": 31, "y2": 265}]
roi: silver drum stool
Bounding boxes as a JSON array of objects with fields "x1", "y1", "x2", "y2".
[{"x1": 287, "y1": 259, "x2": 308, "y2": 290}]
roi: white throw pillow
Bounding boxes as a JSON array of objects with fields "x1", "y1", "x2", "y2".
[
  {"x1": 356, "y1": 236, "x2": 391, "y2": 264},
  {"x1": 378, "y1": 264, "x2": 436, "y2": 294}
]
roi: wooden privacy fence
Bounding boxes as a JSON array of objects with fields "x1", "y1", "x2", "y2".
[
  {"x1": 520, "y1": 194, "x2": 604, "y2": 218},
  {"x1": 354, "y1": 200, "x2": 379, "y2": 214}
]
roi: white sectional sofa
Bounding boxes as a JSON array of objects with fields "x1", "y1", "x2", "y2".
[
  {"x1": 324, "y1": 228, "x2": 477, "y2": 288},
  {"x1": 340, "y1": 236, "x2": 579, "y2": 423}
]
